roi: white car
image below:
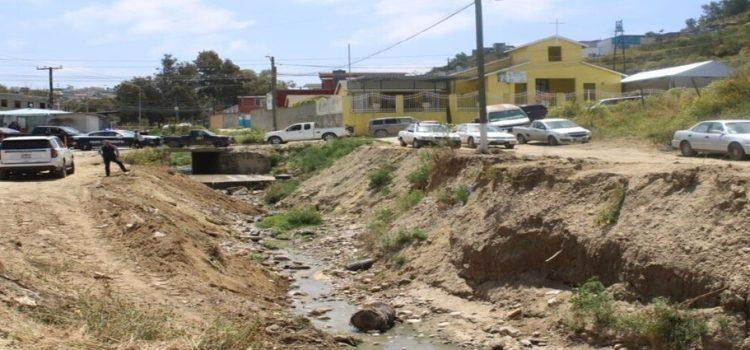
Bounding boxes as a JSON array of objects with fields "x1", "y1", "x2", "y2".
[
  {"x1": 0, "y1": 136, "x2": 75, "y2": 180},
  {"x1": 487, "y1": 104, "x2": 532, "y2": 131},
  {"x1": 513, "y1": 119, "x2": 592, "y2": 145},
  {"x1": 265, "y1": 122, "x2": 349, "y2": 144},
  {"x1": 672, "y1": 120, "x2": 750, "y2": 160},
  {"x1": 398, "y1": 122, "x2": 460, "y2": 148},
  {"x1": 453, "y1": 123, "x2": 517, "y2": 149}
]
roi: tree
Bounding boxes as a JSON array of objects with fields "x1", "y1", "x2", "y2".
[
  {"x1": 699, "y1": 0, "x2": 750, "y2": 25},
  {"x1": 0, "y1": 84, "x2": 9, "y2": 93},
  {"x1": 685, "y1": 18, "x2": 698, "y2": 31}
]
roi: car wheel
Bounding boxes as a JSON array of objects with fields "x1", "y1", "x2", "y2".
[
  {"x1": 398, "y1": 137, "x2": 406, "y2": 147},
  {"x1": 68, "y1": 161, "x2": 76, "y2": 175},
  {"x1": 322, "y1": 133, "x2": 337, "y2": 141},
  {"x1": 516, "y1": 134, "x2": 527, "y2": 144},
  {"x1": 728, "y1": 143, "x2": 746, "y2": 161},
  {"x1": 56, "y1": 162, "x2": 67, "y2": 179},
  {"x1": 412, "y1": 139, "x2": 421, "y2": 149},
  {"x1": 374, "y1": 130, "x2": 389, "y2": 138},
  {"x1": 268, "y1": 136, "x2": 283, "y2": 145},
  {"x1": 547, "y1": 136, "x2": 559, "y2": 146},
  {"x1": 680, "y1": 141, "x2": 697, "y2": 157},
  {"x1": 467, "y1": 137, "x2": 477, "y2": 149},
  {"x1": 505, "y1": 143, "x2": 515, "y2": 149}
]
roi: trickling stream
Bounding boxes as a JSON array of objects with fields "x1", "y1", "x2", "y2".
[{"x1": 286, "y1": 251, "x2": 459, "y2": 350}]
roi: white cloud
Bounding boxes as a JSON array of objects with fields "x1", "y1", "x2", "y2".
[{"x1": 63, "y1": 0, "x2": 251, "y2": 35}]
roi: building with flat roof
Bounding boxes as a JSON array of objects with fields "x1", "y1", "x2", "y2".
[{"x1": 0, "y1": 93, "x2": 50, "y2": 111}]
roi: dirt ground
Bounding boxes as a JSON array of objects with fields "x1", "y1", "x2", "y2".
[
  {"x1": 283, "y1": 141, "x2": 750, "y2": 349},
  {"x1": 0, "y1": 154, "x2": 335, "y2": 349}
]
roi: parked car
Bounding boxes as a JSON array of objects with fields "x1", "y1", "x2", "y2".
[
  {"x1": 672, "y1": 120, "x2": 750, "y2": 160},
  {"x1": 453, "y1": 123, "x2": 517, "y2": 149},
  {"x1": 264, "y1": 122, "x2": 349, "y2": 144},
  {"x1": 0, "y1": 127, "x2": 22, "y2": 141},
  {"x1": 30, "y1": 126, "x2": 82, "y2": 147},
  {"x1": 73, "y1": 129, "x2": 162, "y2": 150},
  {"x1": 513, "y1": 119, "x2": 592, "y2": 145},
  {"x1": 398, "y1": 122, "x2": 460, "y2": 148},
  {"x1": 487, "y1": 104, "x2": 531, "y2": 131},
  {"x1": 163, "y1": 129, "x2": 234, "y2": 148},
  {"x1": 0, "y1": 136, "x2": 75, "y2": 180},
  {"x1": 368, "y1": 117, "x2": 416, "y2": 137},
  {"x1": 519, "y1": 104, "x2": 548, "y2": 121}
]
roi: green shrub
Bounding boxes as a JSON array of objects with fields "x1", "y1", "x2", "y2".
[
  {"x1": 285, "y1": 138, "x2": 372, "y2": 175},
  {"x1": 396, "y1": 190, "x2": 424, "y2": 212},
  {"x1": 454, "y1": 186, "x2": 471, "y2": 205},
  {"x1": 569, "y1": 277, "x2": 616, "y2": 329},
  {"x1": 392, "y1": 253, "x2": 406, "y2": 267},
  {"x1": 436, "y1": 188, "x2": 455, "y2": 206},
  {"x1": 594, "y1": 183, "x2": 627, "y2": 226},
  {"x1": 363, "y1": 207, "x2": 397, "y2": 250},
  {"x1": 257, "y1": 206, "x2": 322, "y2": 234},
  {"x1": 407, "y1": 164, "x2": 430, "y2": 190},
  {"x1": 378, "y1": 228, "x2": 428, "y2": 254},
  {"x1": 214, "y1": 128, "x2": 265, "y2": 145},
  {"x1": 169, "y1": 152, "x2": 192, "y2": 166},
  {"x1": 263, "y1": 180, "x2": 299, "y2": 204},
  {"x1": 121, "y1": 148, "x2": 169, "y2": 165},
  {"x1": 369, "y1": 165, "x2": 396, "y2": 192},
  {"x1": 644, "y1": 298, "x2": 708, "y2": 350}
]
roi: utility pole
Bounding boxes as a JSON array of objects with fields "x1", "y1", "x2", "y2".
[
  {"x1": 475, "y1": 0, "x2": 488, "y2": 153},
  {"x1": 348, "y1": 44, "x2": 352, "y2": 74},
  {"x1": 138, "y1": 89, "x2": 142, "y2": 129},
  {"x1": 268, "y1": 56, "x2": 278, "y2": 131},
  {"x1": 36, "y1": 66, "x2": 62, "y2": 108}
]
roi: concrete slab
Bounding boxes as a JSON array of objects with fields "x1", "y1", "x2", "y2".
[{"x1": 188, "y1": 174, "x2": 276, "y2": 189}]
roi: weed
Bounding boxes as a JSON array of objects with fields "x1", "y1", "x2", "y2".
[
  {"x1": 436, "y1": 188, "x2": 456, "y2": 206},
  {"x1": 363, "y1": 208, "x2": 397, "y2": 250},
  {"x1": 263, "y1": 180, "x2": 300, "y2": 204},
  {"x1": 194, "y1": 317, "x2": 263, "y2": 350},
  {"x1": 645, "y1": 298, "x2": 708, "y2": 350},
  {"x1": 378, "y1": 227, "x2": 428, "y2": 255},
  {"x1": 121, "y1": 148, "x2": 169, "y2": 165},
  {"x1": 396, "y1": 190, "x2": 424, "y2": 212},
  {"x1": 569, "y1": 277, "x2": 616, "y2": 329},
  {"x1": 594, "y1": 183, "x2": 627, "y2": 226},
  {"x1": 260, "y1": 239, "x2": 289, "y2": 250},
  {"x1": 286, "y1": 138, "x2": 371, "y2": 175},
  {"x1": 392, "y1": 253, "x2": 406, "y2": 267},
  {"x1": 215, "y1": 128, "x2": 264, "y2": 145},
  {"x1": 257, "y1": 206, "x2": 322, "y2": 234},
  {"x1": 247, "y1": 253, "x2": 264, "y2": 262},
  {"x1": 454, "y1": 186, "x2": 471, "y2": 205},
  {"x1": 407, "y1": 163, "x2": 430, "y2": 190},
  {"x1": 369, "y1": 165, "x2": 396, "y2": 192},
  {"x1": 169, "y1": 152, "x2": 192, "y2": 166}
]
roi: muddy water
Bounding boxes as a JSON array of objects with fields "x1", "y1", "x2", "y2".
[{"x1": 287, "y1": 252, "x2": 459, "y2": 350}]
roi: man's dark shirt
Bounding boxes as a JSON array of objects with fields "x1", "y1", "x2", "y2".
[{"x1": 101, "y1": 144, "x2": 118, "y2": 160}]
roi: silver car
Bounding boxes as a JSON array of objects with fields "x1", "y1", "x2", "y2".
[
  {"x1": 512, "y1": 119, "x2": 592, "y2": 145},
  {"x1": 453, "y1": 123, "x2": 517, "y2": 149},
  {"x1": 672, "y1": 120, "x2": 750, "y2": 160}
]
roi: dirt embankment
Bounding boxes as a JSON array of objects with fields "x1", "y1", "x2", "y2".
[
  {"x1": 290, "y1": 144, "x2": 750, "y2": 348},
  {"x1": 0, "y1": 158, "x2": 334, "y2": 349}
]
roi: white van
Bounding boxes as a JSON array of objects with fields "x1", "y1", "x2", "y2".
[{"x1": 486, "y1": 104, "x2": 531, "y2": 131}]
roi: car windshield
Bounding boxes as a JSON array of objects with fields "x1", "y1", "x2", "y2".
[
  {"x1": 725, "y1": 122, "x2": 750, "y2": 134},
  {"x1": 488, "y1": 109, "x2": 528, "y2": 122},
  {"x1": 545, "y1": 120, "x2": 579, "y2": 129},
  {"x1": 59, "y1": 126, "x2": 82, "y2": 135},
  {"x1": 417, "y1": 125, "x2": 447, "y2": 133},
  {"x1": 201, "y1": 130, "x2": 217, "y2": 136}
]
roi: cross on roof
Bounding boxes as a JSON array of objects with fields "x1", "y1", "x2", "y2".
[{"x1": 550, "y1": 18, "x2": 565, "y2": 36}]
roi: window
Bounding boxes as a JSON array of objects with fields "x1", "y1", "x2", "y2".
[
  {"x1": 691, "y1": 123, "x2": 710, "y2": 133},
  {"x1": 548, "y1": 46, "x2": 562, "y2": 62},
  {"x1": 583, "y1": 83, "x2": 597, "y2": 101},
  {"x1": 287, "y1": 125, "x2": 301, "y2": 131},
  {"x1": 254, "y1": 98, "x2": 265, "y2": 107},
  {"x1": 39, "y1": 103, "x2": 46, "y2": 109},
  {"x1": 303, "y1": 124, "x2": 311, "y2": 130},
  {"x1": 707, "y1": 122, "x2": 725, "y2": 134},
  {"x1": 371, "y1": 119, "x2": 384, "y2": 125},
  {"x1": 385, "y1": 119, "x2": 400, "y2": 125},
  {"x1": 1, "y1": 100, "x2": 7, "y2": 107},
  {"x1": 14, "y1": 101, "x2": 21, "y2": 108}
]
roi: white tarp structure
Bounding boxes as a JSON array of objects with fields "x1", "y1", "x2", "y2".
[
  {"x1": 0, "y1": 108, "x2": 71, "y2": 131},
  {"x1": 622, "y1": 60, "x2": 734, "y2": 92}
]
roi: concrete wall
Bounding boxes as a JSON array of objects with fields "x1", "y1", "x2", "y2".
[
  {"x1": 191, "y1": 150, "x2": 271, "y2": 175},
  {"x1": 252, "y1": 102, "x2": 343, "y2": 131},
  {"x1": 0, "y1": 93, "x2": 48, "y2": 110}
]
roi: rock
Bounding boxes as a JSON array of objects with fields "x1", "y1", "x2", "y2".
[
  {"x1": 14, "y1": 296, "x2": 37, "y2": 307},
  {"x1": 506, "y1": 308, "x2": 523, "y2": 319},
  {"x1": 93, "y1": 272, "x2": 112, "y2": 280},
  {"x1": 346, "y1": 258, "x2": 376, "y2": 272},
  {"x1": 308, "y1": 307, "x2": 333, "y2": 317},
  {"x1": 437, "y1": 322, "x2": 450, "y2": 328},
  {"x1": 333, "y1": 334, "x2": 361, "y2": 347},
  {"x1": 265, "y1": 324, "x2": 281, "y2": 333},
  {"x1": 152, "y1": 231, "x2": 166, "y2": 238},
  {"x1": 519, "y1": 339, "x2": 532, "y2": 347},
  {"x1": 405, "y1": 318, "x2": 422, "y2": 324},
  {"x1": 546, "y1": 297, "x2": 561, "y2": 306},
  {"x1": 497, "y1": 326, "x2": 521, "y2": 337},
  {"x1": 350, "y1": 302, "x2": 396, "y2": 332}
]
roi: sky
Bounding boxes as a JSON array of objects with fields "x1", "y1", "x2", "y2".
[{"x1": 0, "y1": 0, "x2": 707, "y2": 89}]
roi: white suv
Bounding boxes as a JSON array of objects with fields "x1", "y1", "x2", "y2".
[{"x1": 0, "y1": 136, "x2": 75, "y2": 180}]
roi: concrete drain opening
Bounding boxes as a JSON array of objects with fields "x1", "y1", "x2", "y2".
[{"x1": 176, "y1": 148, "x2": 278, "y2": 189}]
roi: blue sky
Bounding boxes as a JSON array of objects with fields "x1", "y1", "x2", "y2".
[{"x1": 0, "y1": 0, "x2": 706, "y2": 88}]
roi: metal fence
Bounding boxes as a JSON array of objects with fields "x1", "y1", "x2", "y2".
[
  {"x1": 404, "y1": 92, "x2": 448, "y2": 112},
  {"x1": 457, "y1": 92, "x2": 479, "y2": 112},
  {"x1": 351, "y1": 93, "x2": 397, "y2": 113}
]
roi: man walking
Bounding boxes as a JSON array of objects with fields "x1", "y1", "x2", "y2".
[{"x1": 99, "y1": 140, "x2": 129, "y2": 176}]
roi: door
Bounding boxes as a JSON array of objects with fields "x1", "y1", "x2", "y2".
[
  {"x1": 529, "y1": 121, "x2": 547, "y2": 141},
  {"x1": 706, "y1": 122, "x2": 729, "y2": 152},
  {"x1": 284, "y1": 124, "x2": 305, "y2": 141},
  {"x1": 302, "y1": 123, "x2": 315, "y2": 139},
  {"x1": 687, "y1": 122, "x2": 711, "y2": 150},
  {"x1": 402, "y1": 125, "x2": 415, "y2": 143},
  {"x1": 454, "y1": 124, "x2": 468, "y2": 143}
]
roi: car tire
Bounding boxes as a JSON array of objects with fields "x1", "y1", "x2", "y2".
[
  {"x1": 516, "y1": 134, "x2": 528, "y2": 144},
  {"x1": 322, "y1": 133, "x2": 337, "y2": 141},
  {"x1": 68, "y1": 161, "x2": 76, "y2": 175},
  {"x1": 412, "y1": 139, "x2": 420, "y2": 149},
  {"x1": 268, "y1": 136, "x2": 283, "y2": 145},
  {"x1": 505, "y1": 144, "x2": 515, "y2": 149},
  {"x1": 728, "y1": 143, "x2": 746, "y2": 161},
  {"x1": 56, "y1": 162, "x2": 67, "y2": 179},
  {"x1": 467, "y1": 137, "x2": 477, "y2": 149},
  {"x1": 374, "y1": 130, "x2": 389, "y2": 138},
  {"x1": 547, "y1": 136, "x2": 559, "y2": 146},
  {"x1": 398, "y1": 137, "x2": 406, "y2": 147},
  {"x1": 680, "y1": 141, "x2": 697, "y2": 157}
]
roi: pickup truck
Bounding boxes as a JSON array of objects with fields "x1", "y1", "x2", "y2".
[
  {"x1": 163, "y1": 129, "x2": 234, "y2": 148},
  {"x1": 264, "y1": 122, "x2": 349, "y2": 144},
  {"x1": 73, "y1": 129, "x2": 162, "y2": 150}
]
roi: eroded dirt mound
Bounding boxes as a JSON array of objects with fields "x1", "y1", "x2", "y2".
[
  {"x1": 0, "y1": 161, "x2": 334, "y2": 349},
  {"x1": 290, "y1": 145, "x2": 750, "y2": 348}
]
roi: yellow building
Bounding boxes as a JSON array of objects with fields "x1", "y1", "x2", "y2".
[
  {"x1": 452, "y1": 36, "x2": 624, "y2": 106},
  {"x1": 336, "y1": 36, "x2": 624, "y2": 135}
]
